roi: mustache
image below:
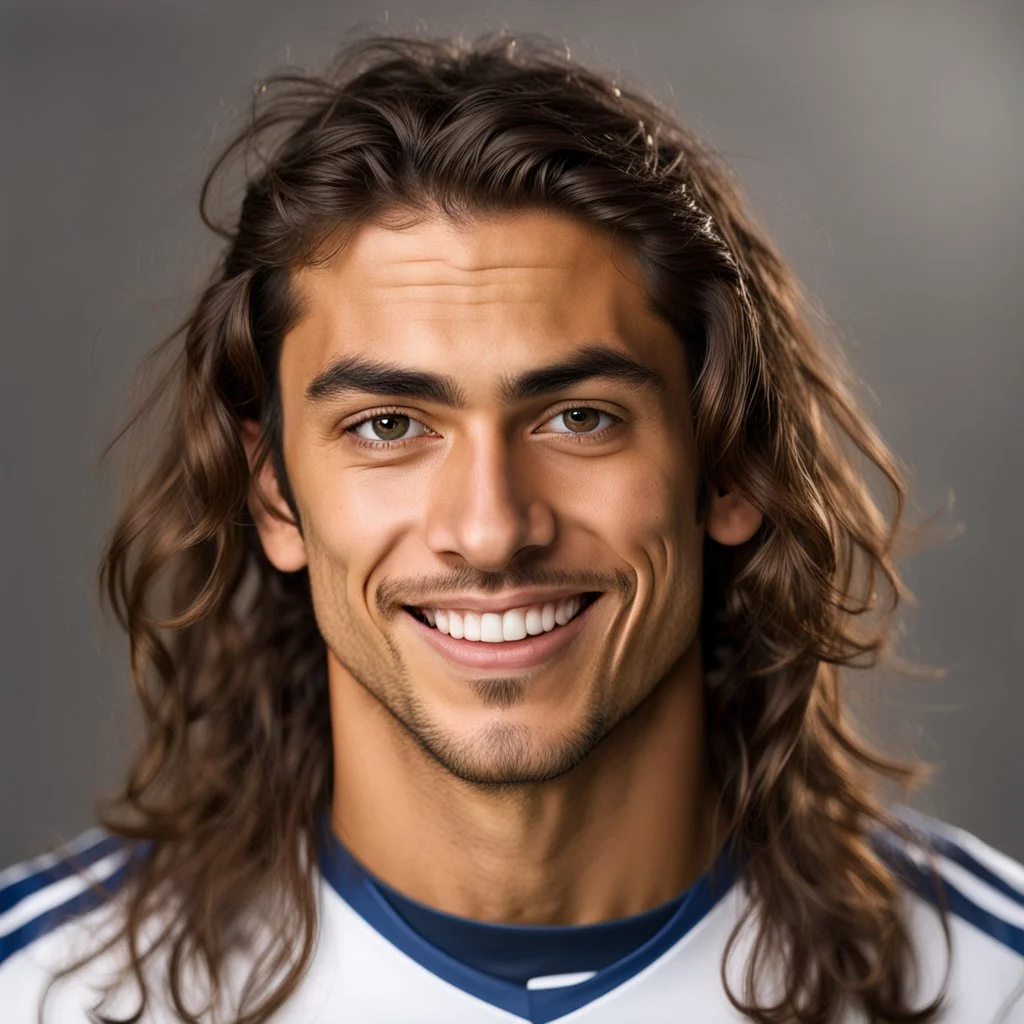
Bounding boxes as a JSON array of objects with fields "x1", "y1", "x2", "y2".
[{"x1": 376, "y1": 566, "x2": 633, "y2": 617}]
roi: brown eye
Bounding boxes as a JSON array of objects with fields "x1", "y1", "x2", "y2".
[
  {"x1": 561, "y1": 408, "x2": 601, "y2": 433},
  {"x1": 540, "y1": 407, "x2": 618, "y2": 437},
  {"x1": 347, "y1": 412, "x2": 433, "y2": 445},
  {"x1": 370, "y1": 414, "x2": 410, "y2": 441}
]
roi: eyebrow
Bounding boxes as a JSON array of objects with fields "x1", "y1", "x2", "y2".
[
  {"x1": 504, "y1": 344, "x2": 665, "y2": 403},
  {"x1": 304, "y1": 343, "x2": 665, "y2": 408},
  {"x1": 306, "y1": 354, "x2": 463, "y2": 406}
]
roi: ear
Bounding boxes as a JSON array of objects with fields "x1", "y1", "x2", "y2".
[
  {"x1": 240, "y1": 419, "x2": 308, "y2": 572},
  {"x1": 705, "y1": 486, "x2": 763, "y2": 546}
]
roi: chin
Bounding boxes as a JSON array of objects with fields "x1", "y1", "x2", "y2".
[{"x1": 412, "y1": 715, "x2": 609, "y2": 787}]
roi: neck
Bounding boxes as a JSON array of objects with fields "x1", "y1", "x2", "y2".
[{"x1": 329, "y1": 642, "x2": 719, "y2": 926}]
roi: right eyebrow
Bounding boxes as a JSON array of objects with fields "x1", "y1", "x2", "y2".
[{"x1": 305, "y1": 356, "x2": 466, "y2": 407}]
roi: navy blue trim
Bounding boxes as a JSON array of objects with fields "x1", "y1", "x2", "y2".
[
  {"x1": 881, "y1": 840, "x2": 1024, "y2": 958},
  {"x1": 929, "y1": 837, "x2": 1024, "y2": 910},
  {"x1": 0, "y1": 860, "x2": 130, "y2": 967},
  {"x1": 894, "y1": 807, "x2": 1024, "y2": 910},
  {"x1": 318, "y1": 821, "x2": 737, "y2": 1024},
  {"x1": 318, "y1": 827, "x2": 531, "y2": 1019},
  {"x1": 939, "y1": 876, "x2": 1024, "y2": 955},
  {"x1": 376, "y1": 874, "x2": 684, "y2": 984},
  {"x1": 527, "y1": 855, "x2": 735, "y2": 1023},
  {"x1": 0, "y1": 832, "x2": 122, "y2": 917}
]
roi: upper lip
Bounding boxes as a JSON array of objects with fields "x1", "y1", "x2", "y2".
[{"x1": 406, "y1": 588, "x2": 597, "y2": 614}]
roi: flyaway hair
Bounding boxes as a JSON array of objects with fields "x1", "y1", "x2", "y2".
[{"x1": 52, "y1": 30, "x2": 949, "y2": 1024}]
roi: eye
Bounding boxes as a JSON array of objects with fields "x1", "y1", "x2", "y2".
[
  {"x1": 540, "y1": 407, "x2": 619, "y2": 437},
  {"x1": 347, "y1": 412, "x2": 433, "y2": 445}
]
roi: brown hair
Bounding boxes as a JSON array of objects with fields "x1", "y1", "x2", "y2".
[{"x1": 56, "y1": 30, "x2": 949, "y2": 1024}]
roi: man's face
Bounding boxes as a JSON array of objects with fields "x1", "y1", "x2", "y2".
[{"x1": 272, "y1": 209, "x2": 706, "y2": 784}]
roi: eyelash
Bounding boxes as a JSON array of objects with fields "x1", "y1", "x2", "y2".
[
  {"x1": 343, "y1": 409, "x2": 435, "y2": 450},
  {"x1": 343, "y1": 404, "x2": 622, "y2": 450},
  {"x1": 539, "y1": 405, "x2": 622, "y2": 443}
]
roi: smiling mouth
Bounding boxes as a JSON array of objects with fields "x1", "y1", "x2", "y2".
[{"x1": 403, "y1": 593, "x2": 601, "y2": 644}]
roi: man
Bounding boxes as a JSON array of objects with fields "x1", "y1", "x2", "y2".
[{"x1": 1, "y1": 31, "x2": 1021, "y2": 1024}]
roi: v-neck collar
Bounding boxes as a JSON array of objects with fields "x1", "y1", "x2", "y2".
[{"x1": 317, "y1": 822, "x2": 738, "y2": 1023}]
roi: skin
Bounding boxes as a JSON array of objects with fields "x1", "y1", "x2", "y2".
[{"x1": 244, "y1": 208, "x2": 762, "y2": 925}]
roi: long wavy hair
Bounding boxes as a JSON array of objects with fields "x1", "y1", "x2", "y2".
[{"x1": 55, "y1": 30, "x2": 951, "y2": 1024}]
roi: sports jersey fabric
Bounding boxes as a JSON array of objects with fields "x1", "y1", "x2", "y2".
[
  {"x1": 373, "y1": 861, "x2": 687, "y2": 984},
  {"x1": 1, "y1": 808, "x2": 1022, "y2": 1022}
]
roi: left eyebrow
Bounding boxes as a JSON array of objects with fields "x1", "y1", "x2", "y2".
[{"x1": 499, "y1": 344, "x2": 665, "y2": 403}]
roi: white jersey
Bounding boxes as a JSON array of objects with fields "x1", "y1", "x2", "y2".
[{"x1": 1, "y1": 809, "x2": 1022, "y2": 1023}]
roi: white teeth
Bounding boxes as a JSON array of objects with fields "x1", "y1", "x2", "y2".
[
  {"x1": 541, "y1": 603, "x2": 556, "y2": 632},
  {"x1": 554, "y1": 601, "x2": 573, "y2": 626},
  {"x1": 525, "y1": 607, "x2": 544, "y2": 636},
  {"x1": 555, "y1": 598, "x2": 580, "y2": 628},
  {"x1": 419, "y1": 596, "x2": 587, "y2": 642},
  {"x1": 501, "y1": 609, "x2": 528, "y2": 642},
  {"x1": 480, "y1": 613, "x2": 503, "y2": 643}
]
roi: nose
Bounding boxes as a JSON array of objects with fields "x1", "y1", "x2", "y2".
[{"x1": 424, "y1": 427, "x2": 556, "y2": 572}]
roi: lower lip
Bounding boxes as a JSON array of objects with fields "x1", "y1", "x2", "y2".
[{"x1": 404, "y1": 597, "x2": 600, "y2": 670}]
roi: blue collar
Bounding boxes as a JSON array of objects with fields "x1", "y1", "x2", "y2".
[
  {"x1": 317, "y1": 822, "x2": 737, "y2": 1024},
  {"x1": 375, "y1": 870, "x2": 686, "y2": 985}
]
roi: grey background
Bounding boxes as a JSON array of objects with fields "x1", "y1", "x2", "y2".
[{"x1": 1, "y1": 0, "x2": 1021, "y2": 867}]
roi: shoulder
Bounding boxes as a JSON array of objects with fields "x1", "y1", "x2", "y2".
[
  {"x1": 879, "y1": 807, "x2": 1024, "y2": 1022},
  {"x1": 0, "y1": 829, "x2": 132, "y2": 1022}
]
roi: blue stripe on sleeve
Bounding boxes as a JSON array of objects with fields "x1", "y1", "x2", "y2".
[
  {"x1": 893, "y1": 807, "x2": 1024, "y2": 910},
  {"x1": 879, "y1": 832, "x2": 1024, "y2": 958},
  {"x1": 907, "y1": 859, "x2": 1024, "y2": 956},
  {"x1": 940, "y1": 878, "x2": 1024, "y2": 955},
  {"x1": 0, "y1": 833, "x2": 123, "y2": 917},
  {"x1": 914, "y1": 833, "x2": 1024, "y2": 911},
  {"x1": 0, "y1": 861, "x2": 129, "y2": 967}
]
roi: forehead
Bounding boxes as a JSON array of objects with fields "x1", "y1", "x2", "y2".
[{"x1": 282, "y1": 209, "x2": 682, "y2": 391}]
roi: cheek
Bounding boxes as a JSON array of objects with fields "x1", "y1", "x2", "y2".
[
  {"x1": 570, "y1": 451, "x2": 702, "y2": 668},
  {"x1": 297, "y1": 455, "x2": 421, "y2": 616},
  {"x1": 565, "y1": 449, "x2": 697, "y2": 568},
  {"x1": 298, "y1": 479, "x2": 409, "y2": 677}
]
